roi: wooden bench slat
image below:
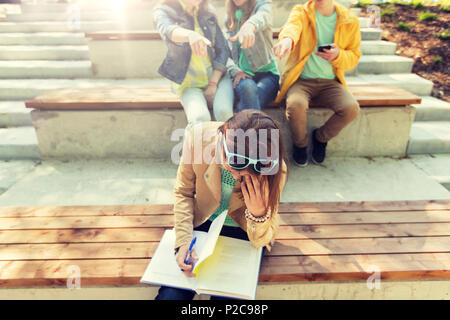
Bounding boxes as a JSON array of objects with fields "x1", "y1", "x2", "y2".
[
  {"x1": 25, "y1": 84, "x2": 422, "y2": 110},
  {"x1": 268, "y1": 237, "x2": 450, "y2": 256},
  {"x1": 1, "y1": 253, "x2": 450, "y2": 287},
  {"x1": 2, "y1": 237, "x2": 449, "y2": 261},
  {"x1": 1, "y1": 200, "x2": 448, "y2": 218},
  {"x1": 2, "y1": 223, "x2": 450, "y2": 244},
  {"x1": 2, "y1": 210, "x2": 450, "y2": 230}
]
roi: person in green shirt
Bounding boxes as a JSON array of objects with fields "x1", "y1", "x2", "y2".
[{"x1": 225, "y1": 0, "x2": 280, "y2": 112}]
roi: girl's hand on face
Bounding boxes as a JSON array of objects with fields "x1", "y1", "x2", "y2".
[
  {"x1": 188, "y1": 31, "x2": 212, "y2": 57},
  {"x1": 240, "y1": 174, "x2": 269, "y2": 217},
  {"x1": 175, "y1": 243, "x2": 199, "y2": 278},
  {"x1": 233, "y1": 71, "x2": 252, "y2": 88},
  {"x1": 229, "y1": 22, "x2": 256, "y2": 49}
]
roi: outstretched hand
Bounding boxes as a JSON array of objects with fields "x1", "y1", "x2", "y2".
[{"x1": 229, "y1": 23, "x2": 256, "y2": 49}]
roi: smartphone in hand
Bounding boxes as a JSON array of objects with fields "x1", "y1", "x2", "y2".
[{"x1": 318, "y1": 45, "x2": 332, "y2": 52}]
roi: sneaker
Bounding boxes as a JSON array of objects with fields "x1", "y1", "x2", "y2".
[
  {"x1": 292, "y1": 144, "x2": 308, "y2": 167},
  {"x1": 311, "y1": 129, "x2": 327, "y2": 164}
]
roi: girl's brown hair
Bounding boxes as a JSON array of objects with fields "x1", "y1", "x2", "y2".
[
  {"x1": 225, "y1": 0, "x2": 257, "y2": 32},
  {"x1": 218, "y1": 109, "x2": 288, "y2": 215}
]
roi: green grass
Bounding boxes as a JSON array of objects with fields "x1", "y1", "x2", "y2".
[
  {"x1": 397, "y1": 21, "x2": 414, "y2": 31},
  {"x1": 433, "y1": 56, "x2": 443, "y2": 65},
  {"x1": 411, "y1": 0, "x2": 425, "y2": 10},
  {"x1": 418, "y1": 11, "x2": 438, "y2": 21},
  {"x1": 381, "y1": 5, "x2": 397, "y2": 17},
  {"x1": 439, "y1": 6, "x2": 450, "y2": 13},
  {"x1": 437, "y1": 29, "x2": 450, "y2": 40}
]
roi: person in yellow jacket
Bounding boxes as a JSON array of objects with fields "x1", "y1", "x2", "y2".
[{"x1": 273, "y1": 0, "x2": 361, "y2": 166}]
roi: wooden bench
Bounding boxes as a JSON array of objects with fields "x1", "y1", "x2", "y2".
[
  {"x1": 25, "y1": 84, "x2": 421, "y2": 110},
  {"x1": 1, "y1": 200, "x2": 449, "y2": 297}
]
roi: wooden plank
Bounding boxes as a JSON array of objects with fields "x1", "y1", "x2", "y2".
[
  {"x1": 25, "y1": 84, "x2": 421, "y2": 110},
  {"x1": 0, "y1": 228, "x2": 167, "y2": 244},
  {"x1": 0, "y1": 215, "x2": 174, "y2": 230},
  {"x1": 1, "y1": 236, "x2": 449, "y2": 261},
  {"x1": 267, "y1": 237, "x2": 450, "y2": 257},
  {"x1": 1, "y1": 253, "x2": 449, "y2": 287},
  {"x1": 278, "y1": 200, "x2": 450, "y2": 213},
  {"x1": 0, "y1": 204, "x2": 174, "y2": 218},
  {"x1": 259, "y1": 253, "x2": 450, "y2": 282},
  {"x1": 1, "y1": 223, "x2": 450, "y2": 244},
  {"x1": 0, "y1": 242, "x2": 158, "y2": 261},
  {"x1": 2, "y1": 210, "x2": 450, "y2": 230},
  {"x1": 0, "y1": 200, "x2": 448, "y2": 218}
]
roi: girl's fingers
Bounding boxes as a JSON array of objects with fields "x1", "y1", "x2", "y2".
[
  {"x1": 241, "y1": 179, "x2": 250, "y2": 203},
  {"x1": 245, "y1": 175, "x2": 256, "y2": 199}
]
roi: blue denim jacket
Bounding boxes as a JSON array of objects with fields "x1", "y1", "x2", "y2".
[
  {"x1": 153, "y1": 1, "x2": 230, "y2": 84},
  {"x1": 226, "y1": 0, "x2": 275, "y2": 78}
]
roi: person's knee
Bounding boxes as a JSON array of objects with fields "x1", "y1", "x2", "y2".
[
  {"x1": 237, "y1": 79, "x2": 258, "y2": 97},
  {"x1": 342, "y1": 101, "x2": 360, "y2": 122},
  {"x1": 285, "y1": 94, "x2": 309, "y2": 119}
]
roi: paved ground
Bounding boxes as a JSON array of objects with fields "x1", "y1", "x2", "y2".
[{"x1": 0, "y1": 156, "x2": 448, "y2": 207}]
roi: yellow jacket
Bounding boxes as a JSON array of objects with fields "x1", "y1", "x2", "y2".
[
  {"x1": 275, "y1": 0, "x2": 362, "y2": 103},
  {"x1": 173, "y1": 121, "x2": 287, "y2": 251}
]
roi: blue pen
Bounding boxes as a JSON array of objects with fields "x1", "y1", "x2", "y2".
[{"x1": 184, "y1": 237, "x2": 197, "y2": 264}]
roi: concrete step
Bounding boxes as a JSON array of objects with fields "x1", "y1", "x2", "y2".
[
  {"x1": 0, "y1": 60, "x2": 92, "y2": 79},
  {"x1": 413, "y1": 97, "x2": 450, "y2": 122},
  {"x1": 410, "y1": 154, "x2": 450, "y2": 191},
  {"x1": 358, "y1": 17, "x2": 370, "y2": 28},
  {"x1": 407, "y1": 122, "x2": 450, "y2": 155},
  {"x1": 6, "y1": 11, "x2": 122, "y2": 22},
  {"x1": 0, "y1": 101, "x2": 31, "y2": 127},
  {"x1": 0, "y1": 21, "x2": 120, "y2": 33},
  {"x1": 0, "y1": 156, "x2": 448, "y2": 207},
  {"x1": 0, "y1": 126, "x2": 40, "y2": 160},
  {"x1": 357, "y1": 55, "x2": 414, "y2": 74},
  {"x1": 0, "y1": 159, "x2": 38, "y2": 196},
  {"x1": 361, "y1": 28, "x2": 382, "y2": 41},
  {"x1": 0, "y1": 32, "x2": 87, "y2": 45},
  {"x1": 346, "y1": 73, "x2": 434, "y2": 97},
  {"x1": 0, "y1": 78, "x2": 170, "y2": 100},
  {"x1": 0, "y1": 74, "x2": 432, "y2": 101},
  {"x1": 0, "y1": 45, "x2": 89, "y2": 60},
  {"x1": 360, "y1": 40, "x2": 397, "y2": 55}
]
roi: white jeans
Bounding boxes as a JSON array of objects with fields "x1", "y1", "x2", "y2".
[{"x1": 180, "y1": 74, "x2": 234, "y2": 127}]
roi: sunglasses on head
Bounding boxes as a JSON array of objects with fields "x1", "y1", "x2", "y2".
[{"x1": 222, "y1": 134, "x2": 278, "y2": 174}]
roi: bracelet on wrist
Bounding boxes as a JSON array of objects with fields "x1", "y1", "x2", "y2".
[
  {"x1": 245, "y1": 208, "x2": 270, "y2": 223},
  {"x1": 208, "y1": 81, "x2": 218, "y2": 88}
]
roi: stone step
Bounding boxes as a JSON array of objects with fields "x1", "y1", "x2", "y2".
[
  {"x1": 0, "y1": 32, "x2": 87, "y2": 45},
  {"x1": 0, "y1": 156, "x2": 449, "y2": 207},
  {"x1": 361, "y1": 28, "x2": 382, "y2": 41},
  {"x1": 6, "y1": 11, "x2": 123, "y2": 22},
  {"x1": 0, "y1": 126, "x2": 40, "y2": 160},
  {"x1": 413, "y1": 97, "x2": 450, "y2": 122},
  {"x1": 0, "y1": 21, "x2": 120, "y2": 33},
  {"x1": 0, "y1": 45, "x2": 89, "y2": 60},
  {"x1": 0, "y1": 78, "x2": 169, "y2": 100},
  {"x1": 0, "y1": 101, "x2": 31, "y2": 127},
  {"x1": 360, "y1": 40, "x2": 397, "y2": 55},
  {"x1": 0, "y1": 74, "x2": 431, "y2": 101},
  {"x1": 0, "y1": 60, "x2": 92, "y2": 79},
  {"x1": 410, "y1": 154, "x2": 450, "y2": 191},
  {"x1": 356, "y1": 55, "x2": 414, "y2": 74},
  {"x1": 407, "y1": 122, "x2": 450, "y2": 155},
  {"x1": 346, "y1": 73, "x2": 433, "y2": 97}
]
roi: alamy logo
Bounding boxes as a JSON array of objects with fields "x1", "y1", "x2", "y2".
[
  {"x1": 366, "y1": 265, "x2": 381, "y2": 290},
  {"x1": 67, "y1": 265, "x2": 81, "y2": 290}
]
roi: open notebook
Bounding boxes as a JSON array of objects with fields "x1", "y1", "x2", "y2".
[{"x1": 140, "y1": 211, "x2": 263, "y2": 300}]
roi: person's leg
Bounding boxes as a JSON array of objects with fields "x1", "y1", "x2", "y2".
[
  {"x1": 313, "y1": 80, "x2": 360, "y2": 143},
  {"x1": 254, "y1": 72, "x2": 280, "y2": 108},
  {"x1": 155, "y1": 286, "x2": 196, "y2": 300},
  {"x1": 212, "y1": 74, "x2": 235, "y2": 121},
  {"x1": 234, "y1": 77, "x2": 260, "y2": 112},
  {"x1": 285, "y1": 79, "x2": 315, "y2": 148},
  {"x1": 180, "y1": 88, "x2": 211, "y2": 128}
]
